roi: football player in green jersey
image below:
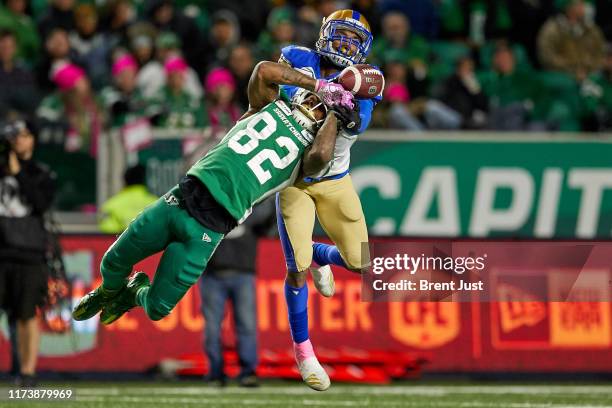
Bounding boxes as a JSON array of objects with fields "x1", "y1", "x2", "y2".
[{"x1": 72, "y1": 61, "x2": 356, "y2": 325}]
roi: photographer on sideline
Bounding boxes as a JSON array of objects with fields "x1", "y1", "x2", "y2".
[{"x1": 0, "y1": 120, "x2": 56, "y2": 387}]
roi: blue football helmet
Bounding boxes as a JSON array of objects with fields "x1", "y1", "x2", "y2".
[{"x1": 315, "y1": 10, "x2": 373, "y2": 67}]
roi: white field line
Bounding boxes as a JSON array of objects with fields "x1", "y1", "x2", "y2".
[
  {"x1": 452, "y1": 404, "x2": 612, "y2": 408},
  {"x1": 77, "y1": 396, "x2": 368, "y2": 406},
  {"x1": 74, "y1": 396, "x2": 612, "y2": 408},
  {"x1": 74, "y1": 385, "x2": 612, "y2": 397}
]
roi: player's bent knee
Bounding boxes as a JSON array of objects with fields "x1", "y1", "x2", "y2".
[
  {"x1": 344, "y1": 253, "x2": 370, "y2": 274},
  {"x1": 346, "y1": 264, "x2": 367, "y2": 274},
  {"x1": 293, "y1": 243, "x2": 313, "y2": 271},
  {"x1": 146, "y1": 302, "x2": 172, "y2": 321},
  {"x1": 147, "y1": 310, "x2": 166, "y2": 321},
  {"x1": 286, "y1": 269, "x2": 308, "y2": 288},
  {"x1": 101, "y1": 252, "x2": 127, "y2": 274}
]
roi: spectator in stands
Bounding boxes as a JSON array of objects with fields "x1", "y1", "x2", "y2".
[
  {"x1": 373, "y1": 11, "x2": 430, "y2": 66},
  {"x1": 101, "y1": 53, "x2": 152, "y2": 129},
  {"x1": 36, "y1": 27, "x2": 73, "y2": 92},
  {"x1": 581, "y1": 45, "x2": 612, "y2": 131},
  {"x1": 482, "y1": 0, "x2": 514, "y2": 42},
  {"x1": 371, "y1": 11, "x2": 430, "y2": 95},
  {"x1": 147, "y1": 56, "x2": 206, "y2": 129},
  {"x1": 0, "y1": 0, "x2": 40, "y2": 64},
  {"x1": 435, "y1": 56, "x2": 489, "y2": 129},
  {"x1": 37, "y1": 61, "x2": 102, "y2": 156},
  {"x1": 350, "y1": 0, "x2": 382, "y2": 37},
  {"x1": 256, "y1": 7, "x2": 296, "y2": 62},
  {"x1": 207, "y1": 0, "x2": 268, "y2": 41},
  {"x1": 537, "y1": 0, "x2": 606, "y2": 79},
  {"x1": 101, "y1": 0, "x2": 135, "y2": 51},
  {"x1": 99, "y1": 165, "x2": 157, "y2": 234},
  {"x1": 0, "y1": 30, "x2": 39, "y2": 120},
  {"x1": 291, "y1": 0, "x2": 343, "y2": 47},
  {"x1": 208, "y1": 10, "x2": 241, "y2": 67},
  {"x1": 131, "y1": 35, "x2": 153, "y2": 67},
  {"x1": 372, "y1": 81, "x2": 422, "y2": 130},
  {"x1": 228, "y1": 43, "x2": 255, "y2": 111},
  {"x1": 127, "y1": 22, "x2": 156, "y2": 67},
  {"x1": 0, "y1": 119, "x2": 56, "y2": 387},
  {"x1": 205, "y1": 67, "x2": 242, "y2": 139},
  {"x1": 292, "y1": 2, "x2": 319, "y2": 46},
  {"x1": 508, "y1": 0, "x2": 556, "y2": 65},
  {"x1": 146, "y1": 0, "x2": 204, "y2": 73},
  {"x1": 436, "y1": 0, "x2": 468, "y2": 40},
  {"x1": 373, "y1": 60, "x2": 460, "y2": 130},
  {"x1": 137, "y1": 31, "x2": 203, "y2": 100},
  {"x1": 69, "y1": 4, "x2": 111, "y2": 89},
  {"x1": 37, "y1": 0, "x2": 75, "y2": 38},
  {"x1": 479, "y1": 41, "x2": 545, "y2": 130},
  {"x1": 380, "y1": 0, "x2": 439, "y2": 40},
  {"x1": 199, "y1": 198, "x2": 275, "y2": 388}
]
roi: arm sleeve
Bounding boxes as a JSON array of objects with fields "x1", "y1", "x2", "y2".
[
  {"x1": 352, "y1": 64, "x2": 383, "y2": 135},
  {"x1": 355, "y1": 98, "x2": 375, "y2": 134}
]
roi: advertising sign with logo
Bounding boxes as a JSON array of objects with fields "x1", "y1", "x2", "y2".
[{"x1": 1, "y1": 236, "x2": 609, "y2": 373}]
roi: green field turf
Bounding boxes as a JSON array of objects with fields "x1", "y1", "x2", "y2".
[{"x1": 1, "y1": 382, "x2": 612, "y2": 408}]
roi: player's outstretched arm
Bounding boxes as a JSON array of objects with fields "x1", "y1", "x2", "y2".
[
  {"x1": 302, "y1": 111, "x2": 338, "y2": 176},
  {"x1": 241, "y1": 61, "x2": 318, "y2": 119}
]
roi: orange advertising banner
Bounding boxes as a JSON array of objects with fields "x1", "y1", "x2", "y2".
[{"x1": 0, "y1": 236, "x2": 610, "y2": 373}]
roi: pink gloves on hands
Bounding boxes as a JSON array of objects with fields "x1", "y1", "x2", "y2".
[{"x1": 315, "y1": 79, "x2": 354, "y2": 110}]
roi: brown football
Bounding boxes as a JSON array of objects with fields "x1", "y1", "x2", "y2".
[{"x1": 337, "y1": 64, "x2": 385, "y2": 98}]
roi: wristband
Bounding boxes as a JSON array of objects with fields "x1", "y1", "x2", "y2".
[{"x1": 314, "y1": 79, "x2": 327, "y2": 93}]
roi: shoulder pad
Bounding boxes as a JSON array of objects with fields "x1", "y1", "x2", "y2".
[{"x1": 280, "y1": 45, "x2": 319, "y2": 69}]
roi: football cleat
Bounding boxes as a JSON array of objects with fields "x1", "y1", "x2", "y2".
[
  {"x1": 310, "y1": 264, "x2": 335, "y2": 297},
  {"x1": 294, "y1": 339, "x2": 331, "y2": 391},
  {"x1": 72, "y1": 284, "x2": 123, "y2": 321},
  {"x1": 99, "y1": 272, "x2": 150, "y2": 325},
  {"x1": 297, "y1": 356, "x2": 331, "y2": 391}
]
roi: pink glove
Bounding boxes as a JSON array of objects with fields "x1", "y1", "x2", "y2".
[{"x1": 315, "y1": 79, "x2": 354, "y2": 110}]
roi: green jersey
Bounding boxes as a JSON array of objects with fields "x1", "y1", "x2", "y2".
[{"x1": 187, "y1": 99, "x2": 313, "y2": 222}]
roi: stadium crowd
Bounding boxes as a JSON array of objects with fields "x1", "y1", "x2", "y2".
[
  {"x1": 1, "y1": 0, "x2": 611, "y2": 135},
  {"x1": 0, "y1": 0, "x2": 611, "y2": 209}
]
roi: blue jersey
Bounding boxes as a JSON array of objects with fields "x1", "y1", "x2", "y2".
[{"x1": 279, "y1": 45, "x2": 382, "y2": 135}]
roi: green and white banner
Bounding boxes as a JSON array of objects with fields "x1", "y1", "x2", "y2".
[
  {"x1": 103, "y1": 130, "x2": 612, "y2": 239},
  {"x1": 350, "y1": 134, "x2": 612, "y2": 239}
]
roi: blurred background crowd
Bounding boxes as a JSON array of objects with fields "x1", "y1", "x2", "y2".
[
  {"x1": 1, "y1": 0, "x2": 611, "y2": 210},
  {"x1": 2, "y1": 0, "x2": 612, "y2": 134}
]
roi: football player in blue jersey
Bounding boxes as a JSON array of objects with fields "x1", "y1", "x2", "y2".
[{"x1": 276, "y1": 10, "x2": 382, "y2": 391}]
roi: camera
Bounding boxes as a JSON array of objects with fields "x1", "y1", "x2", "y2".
[{"x1": 0, "y1": 120, "x2": 24, "y2": 169}]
